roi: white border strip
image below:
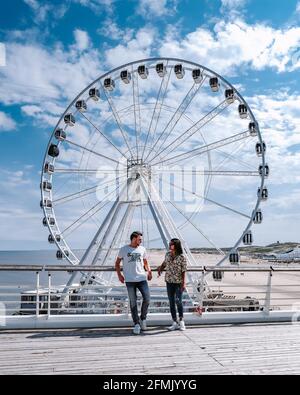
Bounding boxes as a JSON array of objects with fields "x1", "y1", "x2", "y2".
[{"x1": 1, "y1": 311, "x2": 298, "y2": 330}]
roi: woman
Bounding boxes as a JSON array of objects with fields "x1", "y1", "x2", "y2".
[{"x1": 158, "y1": 238, "x2": 187, "y2": 331}]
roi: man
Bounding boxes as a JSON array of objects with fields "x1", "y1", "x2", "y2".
[{"x1": 115, "y1": 231, "x2": 152, "y2": 335}]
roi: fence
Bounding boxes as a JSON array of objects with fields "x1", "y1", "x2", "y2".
[{"x1": 1, "y1": 265, "x2": 300, "y2": 329}]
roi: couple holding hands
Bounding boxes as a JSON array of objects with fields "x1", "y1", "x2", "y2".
[{"x1": 115, "y1": 231, "x2": 187, "y2": 335}]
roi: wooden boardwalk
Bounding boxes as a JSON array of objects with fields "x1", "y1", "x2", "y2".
[{"x1": 1, "y1": 323, "x2": 300, "y2": 375}]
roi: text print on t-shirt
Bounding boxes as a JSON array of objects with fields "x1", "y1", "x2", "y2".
[{"x1": 127, "y1": 252, "x2": 142, "y2": 263}]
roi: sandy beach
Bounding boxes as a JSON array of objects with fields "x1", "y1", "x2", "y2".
[{"x1": 146, "y1": 250, "x2": 300, "y2": 311}]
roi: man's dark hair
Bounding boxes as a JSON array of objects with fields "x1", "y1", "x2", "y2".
[
  {"x1": 170, "y1": 238, "x2": 183, "y2": 255},
  {"x1": 130, "y1": 231, "x2": 143, "y2": 241}
]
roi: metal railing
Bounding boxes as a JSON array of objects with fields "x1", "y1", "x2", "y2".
[{"x1": 1, "y1": 265, "x2": 300, "y2": 328}]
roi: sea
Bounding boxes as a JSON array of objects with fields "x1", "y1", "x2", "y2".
[
  {"x1": 0, "y1": 250, "x2": 83, "y2": 314},
  {"x1": 0, "y1": 250, "x2": 77, "y2": 287}
]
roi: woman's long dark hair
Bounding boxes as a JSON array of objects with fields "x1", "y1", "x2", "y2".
[{"x1": 170, "y1": 238, "x2": 183, "y2": 256}]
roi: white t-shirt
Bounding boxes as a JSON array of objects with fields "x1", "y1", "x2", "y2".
[{"x1": 118, "y1": 245, "x2": 148, "y2": 282}]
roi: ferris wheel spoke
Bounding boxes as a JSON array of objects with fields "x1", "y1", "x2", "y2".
[
  {"x1": 64, "y1": 139, "x2": 122, "y2": 165},
  {"x1": 160, "y1": 178, "x2": 251, "y2": 219},
  {"x1": 123, "y1": 203, "x2": 135, "y2": 244},
  {"x1": 150, "y1": 99, "x2": 230, "y2": 164},
  {"x1": 79, "y1": 112, "x2": 128, "y2": 159},
  {"x1": 150, "y1": 171, "x2": 208, "y2": 233},
  {"x1": 148, "y1": 68, "x2": 173, "y2": 151},
  {"x1": 54, "y1": 168, "x2": 126, "y2": 173},
  {"x1": 151, "y1": 130, "x2": 251, "y2": 167},
  {"x1": 100, "y1": 81, "x2": 135, "y2": 159},
  {"x1": 153, "y1": 169, "x2": 259, "y2": 176},
  {"x1": 214, "y1": 138, "x2": 256, "y2": 171},
  {"x1": 63, "y1": 200, "x2": 111, "y2": 238},
  {"x1": 140, "y1": 202, "x2": 144, "y2": 235},
  {"x1": 145, "y1": 78, "x2": 206, "y2": 162},
  {"x1": 132, "y1": 68, "x2": 141, "y2": 160},
  {"x1": 61, "y1": 185, "x2": 120, "y2": 236},
  {"x1": 53, "y1": 182, "x2": 107, "y2": 204},
  {"x1": 207, "y1": 170, "x2": 258, "y2": 176},
  {"x1": 53, "y1": 174, "x2": 127, "y2": 205},
  {"x1": 158, "y1": 188, "x2": 225, "y2": 256},
  {"x1": 141, "y1": 61, "x2": 171, "y2": 159}
]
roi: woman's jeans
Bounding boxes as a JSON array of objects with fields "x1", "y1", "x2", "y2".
[
  {"x1": 126, "y1": 281, "x2": 150, "y2": 325},
  {"x1": 166, "y1": 282, "x2": 184, "y2": 322}
]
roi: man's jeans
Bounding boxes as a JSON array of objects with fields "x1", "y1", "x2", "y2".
[
  {"x1": 126, "y1": 281, "x2": 150, "y2": 325},
  {"x1": 166, "y1": 282, "x2": 184, "y2": 322}
]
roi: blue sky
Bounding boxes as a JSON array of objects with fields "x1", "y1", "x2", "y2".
[{"x1": 0, "y1": 0, "x2": 300, "y2": 251}]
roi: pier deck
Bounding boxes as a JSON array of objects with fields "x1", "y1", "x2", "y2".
[{"x1": 1, "y1": 323, "x2": 300, "y2": 375}]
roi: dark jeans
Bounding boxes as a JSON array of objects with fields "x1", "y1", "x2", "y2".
[
  {"x1": 167, "y1": 282, "x2": 184, "y2": 322},
  {"x1": 126, "y1": 281, "x2": 150, "y2": 325}
]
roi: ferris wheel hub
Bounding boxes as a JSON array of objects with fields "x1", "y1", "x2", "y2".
[{"x1": 127, "y1": 159, "x2": 151, "y2": 180}]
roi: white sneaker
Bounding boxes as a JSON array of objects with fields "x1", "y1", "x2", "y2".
[
  {"x1": 140, "y1": 320, "x2": 147, "y2": 331},
  {"x1": 179, "y1": 320, "x2": 186, "y2": 331},
  {"x1": 133, "y1": 324, "x2": 141, "y2": 335},
  {"x1": 167, "y1": 321, "x2": 179, "y2": 331}
]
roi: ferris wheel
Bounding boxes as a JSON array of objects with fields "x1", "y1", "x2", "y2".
[{"x1": 40, "y1": 57, "x2": 268, "y2": 286}]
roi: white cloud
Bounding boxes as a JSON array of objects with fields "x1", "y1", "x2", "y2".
[
  {"x1": 0, "y1": 169, "x2": 32, "y2": 189},
  {"x1": 21, "y1": 105, "x2": 42, "y2": 116},
  {"x1": 0, "y1": 35, "x2": 103, "y2": 107},
  {"x1": 268, "y1": 188, "x2": 300, "y2": 210},
  {"x1": 23, "y1": 0, "x2": 113, "y2": 24},
  {"x1": 104, "y1": 27, "x2": 156, "y2": 68},
  {"x1": 73, "y1": 29, "x2": 90, "y2": 51},
  {"x1": 0, "y1": 111, "x2": 16, "y2": 132},
  {"x1": 137, "y1": 0, "x2": 177, "y2": 18},
  {"x1": 159, "y1": 19, "x2": 300, "y2": 74},
  {"x1": 0, "y1": 43, "x2": 6, "y2": 67},
  {"x1": 72, "y1": 0, "x2": 115, "y2": 14},
  {"x1": 23, "y1": 0, "x2": 68, "y2": 23},
  {"x1": 221, "y1": 0, "x2": 247, "y2": 9},
  {"x1": 220, "y1": 0, "x2": 248, "y2": 18},
  {"x1": 97, "y1": 19, "x2": 134, "y2": 41}
]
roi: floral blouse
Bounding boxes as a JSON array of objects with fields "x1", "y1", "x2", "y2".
[{"x1": 160, "y1": 252, "x2": 187, "y2": 284}]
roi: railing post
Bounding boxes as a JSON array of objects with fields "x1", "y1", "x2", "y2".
[
  {"x1": 264, "y1": 270, "x2": 273, "y2": 314},
  {"x1": 36, "y1": 271, "x2": 40, "y2": 317},
  {"x1": 47, "y1": 273, "x2": 51, "y2": 319},
  {"x1": 199, "y1": 270, "x2": 205, "y2": 315},
  {"x1": 194, "y1": 270, "x2": 205, "y2": 316}
]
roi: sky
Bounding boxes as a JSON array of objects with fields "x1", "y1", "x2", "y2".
[{"x1": 0, "y1": 0, "x2": 300, "y2": 251}]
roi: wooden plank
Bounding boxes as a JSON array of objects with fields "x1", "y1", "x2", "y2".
[{"x1": 1, "y1": 323, "x2": 300, "y2": 375}]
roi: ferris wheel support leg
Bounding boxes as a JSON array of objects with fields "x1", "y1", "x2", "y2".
[
  {"x1": 103, "y1": 203, "x2": 136, "y2": 285},
  {"x1": 147, "y1": 198, "x2": 170, "y2": 249},
  {"x1": 61, "y1": 182, "x2": 131, "y2": 293},
  {"x1": 62, "y1": 200, "x2": 121, "y2": 291},
  {"x1": 141, "y1": 177, "x2": 203, "y2": 288},
  {"x1": 78, "y1": 180, "x2": 137, "y2": 286},
  {"x1": 86, "y1": 203, "x2": 134, "y2": 286},
  {"x1": 140, "y1": 177, "x2": 172, "y2": 248}
]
